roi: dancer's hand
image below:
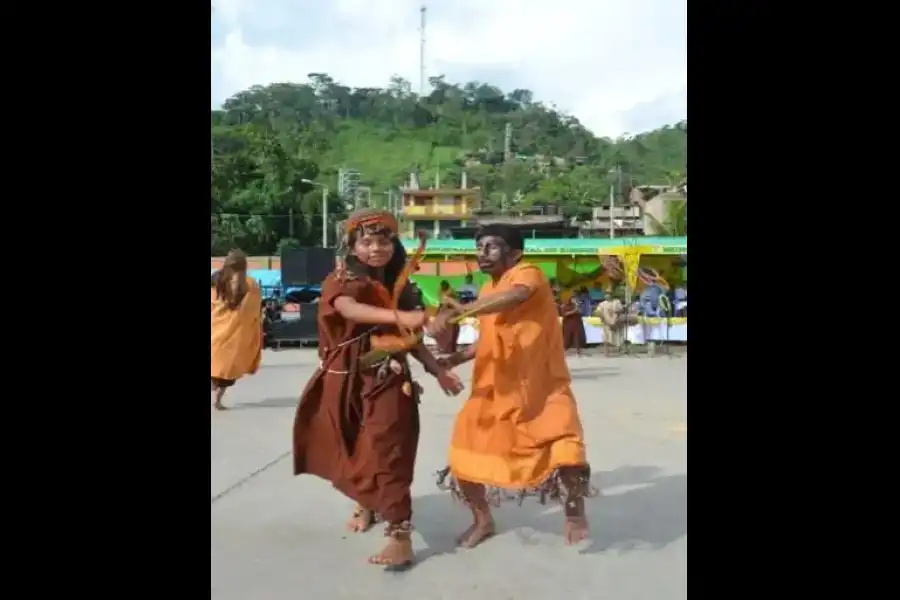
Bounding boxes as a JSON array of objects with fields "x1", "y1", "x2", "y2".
[
  {"x1": 426, "y1": 310, "x2": 455, "y2": 337},
  {"x1": 435, "y1": 368, "x2": 464, "y2": 396},
  {"x1": 441, "y1": 296, "x2": 465, "y2": 313},
  {"x1": 396, "y1": 310, "x2": 427, "y2": 330},
  {"x1": 438, "y1": 346, "x2": 476, "y2": 369}
]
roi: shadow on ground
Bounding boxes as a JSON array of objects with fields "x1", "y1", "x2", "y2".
[
  {"x1": 567, "y1": 366, "x2": 621, "y2": 380},
  {"x1": 406, "y1": 464, "x2": 686, "y2": 565},
  {"x1": 230, "y1": 397, "x2": 300, "y2": 410},
  {"x1": 232, "y1": 365, "x2": 619, "y2": 406}
]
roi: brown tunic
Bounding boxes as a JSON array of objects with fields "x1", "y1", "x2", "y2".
[{"x1": 292, "y1": 270, "x2": 420, "y2": 523}]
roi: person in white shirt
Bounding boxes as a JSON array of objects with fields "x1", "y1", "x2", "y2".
[{"x1": 595, "y1": 286, "x2": 625, "y2": 354}]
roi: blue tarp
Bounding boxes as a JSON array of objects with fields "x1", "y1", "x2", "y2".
[{"x1": 210, "y1": 268, "x2": 320, "y2": 297}]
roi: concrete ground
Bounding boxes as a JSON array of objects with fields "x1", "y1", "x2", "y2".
[{"x1": 211, "y1": 349, "x2": 687, "y2": 600}]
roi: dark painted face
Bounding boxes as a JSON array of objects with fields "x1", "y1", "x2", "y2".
[
  {"x1": 476, "y1": 235, "x2": 521, "y2": 276},
  {"x1": 352, "y1": 231, "x2": 394, "y2": 268}
]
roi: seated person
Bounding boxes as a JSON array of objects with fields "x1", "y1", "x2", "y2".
[
  {"x1": 262, "y1": 289, "x2": 284, "y2": 324},
  {"x1": 456, "y1": 274, "x2": 479, "y2": 304}
]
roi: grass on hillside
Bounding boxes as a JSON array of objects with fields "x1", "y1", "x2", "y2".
[{"x1": 319, "y1": 123, "x2": 465, "y2": 193}]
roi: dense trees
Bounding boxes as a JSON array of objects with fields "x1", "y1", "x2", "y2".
[{"x1": 211, "y1": 74, "x2": 686, "y2": 255}]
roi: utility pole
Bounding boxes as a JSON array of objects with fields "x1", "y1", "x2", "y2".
[
  {"x1": 609, "y1": 184, "x2": 615, "y2": 239},
  {"x1": 501, "y1": 122, "x2": 512, "y2": 214},
  {"x1": 503, "y1": 122, "x2": 512, "y2": 162},
  {"x1": 608, "y1": 165, "x2": 622, "y2": 239},
  {"x1": 321, "y1": 186, "x2": 329, "y2": 248},
  {"x1": 301, "y1": 178, "x2": 330, "y2": 247},
  {"x1": 419, "y1": 6, "x2": 427, "y2": 97}
]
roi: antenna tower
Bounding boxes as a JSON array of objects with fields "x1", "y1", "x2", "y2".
[{"x1": 419, "y1": 5, "x2": 427, "y2": 97}]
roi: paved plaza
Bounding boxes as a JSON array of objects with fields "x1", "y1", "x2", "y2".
[{"x1": 211, "y1": 349, "x2": 687, "y2": 600}]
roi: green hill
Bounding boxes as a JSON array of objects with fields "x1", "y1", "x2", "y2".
[{"x1": 211, "y1": 74, "x2": 686, "y2": 255}]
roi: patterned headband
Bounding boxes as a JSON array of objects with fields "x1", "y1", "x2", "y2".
[{"x1": 346, "y1": 210, "x2": 398, "y2": 235}]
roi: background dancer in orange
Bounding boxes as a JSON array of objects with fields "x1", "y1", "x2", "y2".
[
  {"x1": 293, "y1": 209, "x2": 463, "y2": 569},
  {"x1": 210, "y1": 249, "x2": 263, "y2": 410},
  {"x1": 432, "y1": 225, "x2": 594, "y2": 549}
]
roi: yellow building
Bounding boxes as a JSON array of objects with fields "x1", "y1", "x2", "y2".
[{"x1": 400, "y1": 187, "x2": 480, "y2": 238}]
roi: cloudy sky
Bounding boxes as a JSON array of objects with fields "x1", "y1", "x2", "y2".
[{"x1": 211, "y1": 0, "x2": 686, "y2": 138}]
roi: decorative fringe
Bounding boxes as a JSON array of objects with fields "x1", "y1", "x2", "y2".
[{"x1": 435, "y1": 465, "x2": 599, "y2": 508}]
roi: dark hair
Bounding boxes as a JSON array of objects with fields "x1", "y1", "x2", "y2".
[
  {"x1": 212, "y1": 249, "x2": 249, "y2": 310},
  {"x1": 475, "y1": 224, "x2": 524, "y2": 251},
  {"x1": 439, "y1": 280, "x2": 450, "y2": 290},
  {"x1": 345, "y1": 231, "x2": 416, "y2": 310}
]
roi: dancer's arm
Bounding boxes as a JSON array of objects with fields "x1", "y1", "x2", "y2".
[
  {"x1": 410, "y1": 342, "x2": 443, "y2": 376},
  {"x1": 333, "y1": 296, "x2": 423, "y2": 328},
  {"x1": 452, "y1": 285, "x2": 531, "y2": 318},
  {"x1": 427, "y1": 284, "x2": 530, "y2": 338},
  {"x1": 440, "y1": 344, "x2": 478, "y2": 368}
]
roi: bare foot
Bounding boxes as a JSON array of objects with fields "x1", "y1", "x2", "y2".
[
  {"x1": 564, "y1": 497, "x2": 589, "y2": 544},
  {"x1": 564, "y1": 515, "x2": 589, "y2": 544},
  {"x1": 213, "y1": 387, "x2": 228, "y2": 410},
  {"x1": 346, "y1": 506, "x2": 377, "y2": 533},
  {"x1": 456, "y1": 520, "x2": 496, "y2": 548},
  {"x1": 368, "y1": 535, "x2": 413, "y2": 568}
]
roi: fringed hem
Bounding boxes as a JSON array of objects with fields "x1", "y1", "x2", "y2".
[{"x1": 435, "y1": 465, "x2": 599, "y2": 507}]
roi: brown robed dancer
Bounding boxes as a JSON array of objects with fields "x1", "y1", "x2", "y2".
[
  {"x1": 559, "y1": 291, "x2": 587, "y2": 357},
  {"x1": 292, "y1": 209, "x2": 464, "y2": 569},
  {"x1": 430, "y1": 225, "x2": 595, "y2": 549},
  {"x1": 210, "y1": 249, "x2": 263, "y2": 410}
]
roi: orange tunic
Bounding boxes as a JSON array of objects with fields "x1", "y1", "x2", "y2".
[
  {"x1": 210, "y1": 276, "x2": 263, "y2": 382},
  {"x1": 448, "y1": 263, "x2": 587, "y2": 489}
]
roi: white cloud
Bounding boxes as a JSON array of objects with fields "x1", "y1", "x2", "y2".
[{"x1": 211, "y1": 0, "x2": 686, "y2": 137}]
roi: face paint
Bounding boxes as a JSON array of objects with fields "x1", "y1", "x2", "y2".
[{"x1": 476, "y1": 235, "x2": 513, "y2": 277}]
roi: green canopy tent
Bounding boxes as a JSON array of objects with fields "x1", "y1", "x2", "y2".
[{"x1": 404, "y1": 236, "x2": 687, "y2": 306}]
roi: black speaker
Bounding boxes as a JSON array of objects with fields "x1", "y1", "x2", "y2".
[{"x1": 281, "y1": 248, "x2": 335, "y2": 286}]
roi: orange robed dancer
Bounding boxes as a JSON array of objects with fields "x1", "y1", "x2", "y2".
[
  {"x1": 431, "y1": 225, "x2": 595, "y2": 548},
  {"x1": 292, "y1": 209, "x2": 464, "y2": 569},
  {"x1": 210, "y1": 249, "x2": 263, "y2": 411}
]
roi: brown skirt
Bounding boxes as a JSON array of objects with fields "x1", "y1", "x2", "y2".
[
  {"x1": 562, "y1": 315, "x2": 587, "y2": 350},
  {"x1": 293, "y1": 355, "x2": 420, "y2": 523}
]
